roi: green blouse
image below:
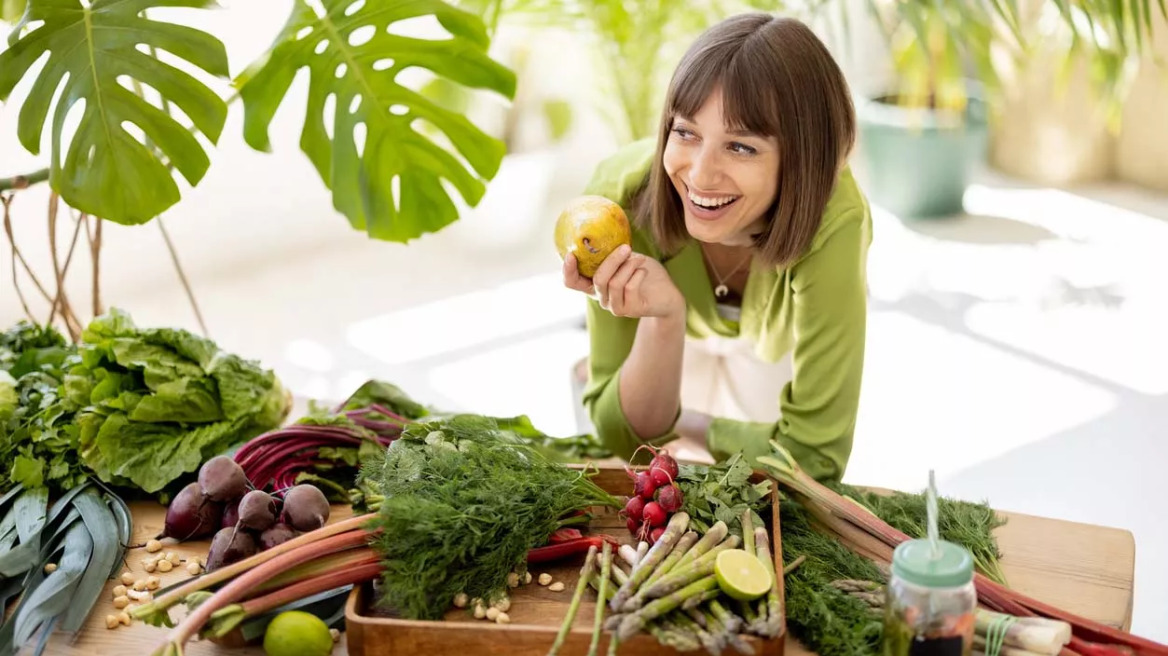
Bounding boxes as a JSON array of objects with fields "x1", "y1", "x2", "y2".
[{"x1": 579, "y1": 138, "x2": 873, "y2": 481}]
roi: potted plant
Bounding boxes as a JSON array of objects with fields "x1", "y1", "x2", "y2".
[{"x1": 824, "y1": 0, "x2": 1165, "y2": 218}]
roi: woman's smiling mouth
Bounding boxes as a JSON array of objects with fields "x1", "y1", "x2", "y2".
[{"x1": 684, "y1": 184, "x2": 741, "y2": 221}]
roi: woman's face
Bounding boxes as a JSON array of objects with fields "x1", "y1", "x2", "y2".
[{"x1": 663, "y1": 87, "x2": 780, "y2": 247}]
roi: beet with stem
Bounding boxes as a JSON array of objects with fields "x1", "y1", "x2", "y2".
[
  {"x1": 206, "y1": 527, "x2": 258, "y2": 571},
  {"x1": 281, "y1": 484, "x2": 330, "y2": 532},
  {"x1": 199, "y1": 455, "x2": 250, "y2": 503},
  {"x1": 236, "y1": 490, "x2": 278, "y2": 532},
  {"x1": 162, "y1": 482, "x2": 223, "y2": 541},
  {"x1": 258, "y1": 523, "x2": 297, "y2": 551},
  {"x1": 220, "y1": 497, "x2": 241, "y2": 530}
]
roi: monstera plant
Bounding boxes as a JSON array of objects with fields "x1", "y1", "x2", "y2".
[{"x1": 0, "y1": 0, "x2": 517, "y2": 241}]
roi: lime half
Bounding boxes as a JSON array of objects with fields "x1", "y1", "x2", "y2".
[{"x1": 715, "y1": 549, "x2": 772, "y2": 601}]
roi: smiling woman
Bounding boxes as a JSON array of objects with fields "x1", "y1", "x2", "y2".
[{"x1": 562, "y1": 13, "x2": 873, "y2": 482}]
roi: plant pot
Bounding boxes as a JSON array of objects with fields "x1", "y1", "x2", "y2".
[{"x1": 856, "y1": 93, "x2": 989, "y2": 219}]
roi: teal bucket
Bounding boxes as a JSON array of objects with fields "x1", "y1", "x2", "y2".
[{"x1": 856, "y1": 94, "x2": 989, "y2": 219}]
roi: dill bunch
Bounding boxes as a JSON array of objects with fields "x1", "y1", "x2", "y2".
[{"x1": 362, "y1": 415, "x2": 620, "y2": 620}]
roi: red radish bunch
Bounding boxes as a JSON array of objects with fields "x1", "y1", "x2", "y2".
[{"x1": 619, "y1": 446, "x2": 684, "y2": 544}]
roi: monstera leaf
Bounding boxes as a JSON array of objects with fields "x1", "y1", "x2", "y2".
[
  {"x1": 0, "y1": 0, "x2": 229, "y2": 225},
  {"x1": 237, "y1": 0, "x2": 517, "y2": 242}
]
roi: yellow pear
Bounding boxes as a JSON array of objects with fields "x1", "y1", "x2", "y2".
[{"x1": 554, "y1": 195, "x2": 632, "y2": 278}]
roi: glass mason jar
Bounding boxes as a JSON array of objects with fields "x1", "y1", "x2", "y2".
[{"x1": 882, "y1": 538, "x2": 978, "y2": 656}]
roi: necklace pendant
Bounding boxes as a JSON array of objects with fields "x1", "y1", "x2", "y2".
[{"x1": 715, "y1": 284, "x2": 729, "y2": 299}]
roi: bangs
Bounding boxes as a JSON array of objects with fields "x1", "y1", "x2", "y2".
[{"x1": 667, "y1": 39, "x2": 781, "y2": 138}]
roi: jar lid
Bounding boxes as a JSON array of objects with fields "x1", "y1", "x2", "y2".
[{"x1": 892, "y1": 539, "x2": 974, "y2": 588}]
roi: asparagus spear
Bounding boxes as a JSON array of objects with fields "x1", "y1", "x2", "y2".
[
  {"x1": 672, "y1": 521, "x2": 728, "y2": 573},
  {"x1": 672, "y1": 612, "x2": 721, "y2": 656},
  {"x1": 741, "y1": 510, "x2": 756, "y2": 556},
  {"x1": 636, "y1": 535, "x2": 741, "y2": 603},
  {"x1": 547, "y1": 545, "x2": 598, "y2": 656},
  {"x1": 753, "y1": 526, "x2": 783, "y2": 638},
  {"x1": 617, "y1": 575, "x2": 720, "y2": 641},
  {"x1": 588, "y1": 542, "x2": 613, "y2": 656},
  {"x1": 681, "y1": 588, "x2": 720, "y2": 611},
  {"x1": 610, "y1": 512, "x2": 690, "y2": 612},
  {"x1": 709, "y1": 599, "x2": 745, "y2": 635},
  {"x1": 648, "y1": 622, "x2": 701, "y2": 652},
  {"x1": 624, "y1": 531, "x2": 699, "y2": 611}
]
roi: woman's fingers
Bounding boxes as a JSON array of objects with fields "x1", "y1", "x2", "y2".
[
  {"x1": 591, "y1": 245, "x2": 632, "y2": 307},
  {"x1": 562, "y1": 254, "x2": 595, "y2": 295},
  {"x1": 606, "y1": 255, "x2": 642, "y2": 315},
  {"x1": 624, "y1": 267, "x2": 648, "y2": 314}
]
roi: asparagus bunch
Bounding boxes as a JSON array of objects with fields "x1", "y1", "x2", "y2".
[{"x1": 556, "y1": 509, "x2": 784, "y2": 656}]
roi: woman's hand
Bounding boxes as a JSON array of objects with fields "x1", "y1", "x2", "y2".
[{"x1": 563, "y1": 245, "x2": 684, "y2": 319}]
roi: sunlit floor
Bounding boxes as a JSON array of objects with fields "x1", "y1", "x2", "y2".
[{"x1": 8, "y1": 158, "x2": 1166, "y2": 638}]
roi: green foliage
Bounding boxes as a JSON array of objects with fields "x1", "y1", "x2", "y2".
[
  {"x1": 677, "y1": 452, "x2": 772, "y2": 536},
  {"x1": 0, "y1": 0, "x2": 230, "y2": 224},
  {"x1": 235, "y1": 0, "x2": 517, "y2": 242},
  {"x1": 363, "y1": 414, "x2": 619, "y2": 620}
]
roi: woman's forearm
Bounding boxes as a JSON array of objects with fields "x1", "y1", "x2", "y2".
[{"x1": 618, "y1": 310, "x2": 687, "y2": 439}]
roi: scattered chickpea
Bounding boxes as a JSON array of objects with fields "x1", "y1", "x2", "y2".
[
  {"x1": 43, "y1": 563, "x2": 58, "y2": 574},
  {"x1": 549, "y1": 582, "x2": 566, "y2": 592},
  {"x1": 145, "y1": 539, "x2": 162, "y2": 553},
  {"x1": 486, "y1": 607, "x2": 500, "y2": 621},
  {"x1": 112, "y1": 585, "x2": 127, "y2": 598},
  {"x1": 117, "y1": 611, "x2": 131, "y2": 627},
  {"x1": 166, "y1": 552, "x2": 181, "y2": 565},
  {"x1": 186, "y1": 561, "x2": 202, "y2": 576},
  {"x1": 113, "y1": 595, "x2": 130, "y2": 609},
  {"x1": 522, "y1": 571, "x2": 533, "y2": 585},
  {"x1": 127, "y1": 589, "x2": 153, "y2": 602},
  {"x1": 330, "y1": 628, "x2": 341, "y2": 643},
  {"x1": 120, "y1": 572, "x2": 134, "y2": 586},
  {"x1": 538, "y1": 573, "x2": 552, "y2": 586},
  {"x1": 506, "y1": 572, "x2": 520, "y2": 588},
  {"x1": 157, "y1": 559, "x2": 173, "y2": 573},
  {"x1": 143, "y1": 560, "x2": 157, "y2": 573},
  {"x1": 105, "y1": 615, "x2": 119, "y2": 630},
  {"x1": 132, "y1": 579, "x2": 148, "y2": 592},
  {"x1": 145, "y1": 576, "x2": 161, "y2": 591},
  {"x1": 495, "y1": 612, "x2": 511, "y2": 625},
  {"x1": 453, "y1": 592, "x2": 469, "y2": 608}
]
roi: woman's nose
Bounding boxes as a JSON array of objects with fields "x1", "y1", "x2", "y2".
[{"x1": 688, "y1": 146, "x2": 723, "y2": 189}]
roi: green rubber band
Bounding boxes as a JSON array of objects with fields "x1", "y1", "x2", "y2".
[{"x1": 984, "y1": 612, "x2": 1018, "y2": 656}]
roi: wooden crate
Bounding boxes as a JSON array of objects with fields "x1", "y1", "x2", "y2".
[{"x1": 344, "y1": 465, "x2": 786, "y2": 656}]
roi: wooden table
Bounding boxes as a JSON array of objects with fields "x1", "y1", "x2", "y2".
[{"x1": 36, "y1": 501, "x2": 1135, "y2": 656}]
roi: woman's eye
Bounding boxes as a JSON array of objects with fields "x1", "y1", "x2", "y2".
[
  {"x1": 671, "y1": 127, "x2": 694, "y2": 139},
  {"x1": 729, "y1": 142, "x2": 756, "y2": 155}
]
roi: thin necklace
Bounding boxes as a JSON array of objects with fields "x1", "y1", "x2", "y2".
[{"x1": 706, "y1": 249, "x2": 753, "y2": 299}]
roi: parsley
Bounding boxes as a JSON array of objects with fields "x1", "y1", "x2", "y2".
[{"x1": 676, "y1": 452, "x2": 773, "y2": 536}]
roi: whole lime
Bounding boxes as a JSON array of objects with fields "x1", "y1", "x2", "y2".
[{"x1": 263, "y1": 610, "x2": 334, "y2": 656}]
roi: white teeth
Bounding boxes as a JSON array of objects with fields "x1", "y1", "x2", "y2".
[{"x1": 687, "y1": 191, "x2": 737, "y2": 208}]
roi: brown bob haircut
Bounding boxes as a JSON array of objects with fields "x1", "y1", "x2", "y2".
[{"x1": 637, "y1": 13, "x2": 857, "y2": 268}]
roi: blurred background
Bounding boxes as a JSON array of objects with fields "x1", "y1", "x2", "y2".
[{"x1": 2, "y1": 0, "x2": 1167, "y2": 639}]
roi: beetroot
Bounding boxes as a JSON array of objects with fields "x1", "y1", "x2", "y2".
[
  {"x1": 237, "y1": 490, "x2": 278, "y2": 532},
  {"x1": 656, "y1": 484, "x2": 683, "y2": 513},
  {"x1": 220, "y1": 497, "x2": 241, "y2": 530},
  {"x1": 163, "y1": 482, "x2": 222, "y2": 541},
  {"x1": 205, "y1": 527, "x2": 257, "y2": 571},
  {"x1": 623, "y1": 496, "x2": 645, "y2": 523},
  {"x1": 633, "y1": 472, "x2": 657, "y2": 501},
  {"x1": 198, "y1": 455, "x2": 249, "y2": 503},
  {"x1": 281, "y1": 484, "x2": 330, "y2": 532},
  {"x1": 258, "y1": 523, "x2": 297, "y2": 550},
  {"x1": 642, "y1": 501, "x2": 666, "y2": 528}
]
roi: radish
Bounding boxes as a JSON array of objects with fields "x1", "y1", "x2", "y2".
[
  {"x1": 649, "y1": 527, "x2": 666, "y2": 544},
  {"x1": 649, "y1": 467, "x2": 672, "y2": 487},
  {"x1": 642, "y1": 501, "x2": 667, "y2": 528},
  {"x1": 162, "y1": 482, "x2": 223, "y2": 541},
  {"x1": 623, "y1": 495, "x2": 645, "y2": 523},
  {"x1": 649, "y1": 451, "x2": 679, "y2": 481},
  {"x1": 625, "y1": 517, "x2": 640, "y2": 534},
  {"x1": 633, "y1": 472, "x2": 657, "y2": 500},
  {"x1": 656, "y1": 484, "x2": 683, "y2": 514},
  {"x1": 199, "y1": 456, "x2": 250, "y2": 503}
]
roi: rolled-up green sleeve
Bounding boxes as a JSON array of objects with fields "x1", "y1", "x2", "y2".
[{"x1": 706, "y1": 209, "x2": 870, "y2": 482}]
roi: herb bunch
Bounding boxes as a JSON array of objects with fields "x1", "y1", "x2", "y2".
[
  {"x1": 676, "y1": 452, "x2": 772, "y2": 536},
  {"x1": 363, "y1": 415, "x2": 621, "y2": 620}
]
